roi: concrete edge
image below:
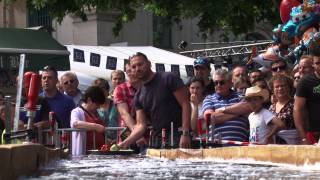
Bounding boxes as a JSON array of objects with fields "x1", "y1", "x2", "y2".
[{"x1": 146, "y1": 145, "x2": 320, "y2": 166}]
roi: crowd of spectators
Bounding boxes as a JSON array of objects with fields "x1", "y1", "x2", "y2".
[{"x1": 1, "y1": 51, "x2": 320, "y2": 155}]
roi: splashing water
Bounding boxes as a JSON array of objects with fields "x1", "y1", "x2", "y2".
[{"x1": 22, "y1": 155, "x2": 320, "y2": 180}]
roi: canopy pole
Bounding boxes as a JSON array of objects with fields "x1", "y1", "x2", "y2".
[{"x1": 13, "y1": 54, "x2": 25, "y2": 132}]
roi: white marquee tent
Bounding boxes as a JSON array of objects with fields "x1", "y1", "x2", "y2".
[{"x1": 64, "y1": 45, "x2": 199, "y2": 91}]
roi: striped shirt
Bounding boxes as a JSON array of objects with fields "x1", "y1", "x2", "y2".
[{"x1": 201, "y1": 91, "x2": 249, "y2": 142}]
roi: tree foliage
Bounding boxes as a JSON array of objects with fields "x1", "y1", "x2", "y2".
[{"x1": 20, "y1": 0, "x2": 280, "y2": 36}]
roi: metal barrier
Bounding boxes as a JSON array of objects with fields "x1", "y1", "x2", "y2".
[
  {"x1": 1, "y1": 95, "x2": 126, "y2": 154},
  {"x1": 40, "y1": 127, "x2": 126, "y2": 152},
  {"x1": 2, "y1": 95, "x2": 42, "y2": 144}
]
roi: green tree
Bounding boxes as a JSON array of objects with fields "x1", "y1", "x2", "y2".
[{"x1": 8, "y1": 0, "x2": 281, "y2": 36}]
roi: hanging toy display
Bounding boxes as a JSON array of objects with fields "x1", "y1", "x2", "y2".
[
  {"x1": 309, "y1": 32, "x2": 320, "y2": 55},
  {"x1": 252, "y1": 45, "x2": 283, "y2": 69},
  {"x1": 280, "y1": 0, "x2": 302, "y2": 24},
  {"x1": 252, "y1": 0, "x2": 320, "y2": 70}
]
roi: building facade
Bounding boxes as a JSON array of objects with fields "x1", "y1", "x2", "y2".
[{"x1": 0, "y1": 1, "x2": 273, "y2": 52}]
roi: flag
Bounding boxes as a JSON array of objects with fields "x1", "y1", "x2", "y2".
[
  {"x1": 185, "y1": 65, "x2": 194, "y2": 77},
  {"x1": 90, "y1": 53, "x2": 101, "y2": 67},
  {"x1": 155, "y1": 63, "x2": 165, "y2": 72},
  {"x1": 73, "y1": 49, "x2": 85, "y2": 62},
  {"x1": 171, "y1": 64, "x2": 180, "y2": 77},
  {"x1": 106, "y1": 56, "x2": 117, "y2": 70}
]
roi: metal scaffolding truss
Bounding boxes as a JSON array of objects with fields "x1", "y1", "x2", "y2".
[{"x1": 179, "y1": 41, "x2": 273, "y2": 59}]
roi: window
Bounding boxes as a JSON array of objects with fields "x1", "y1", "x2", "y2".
[
  {"x1": 153, "y1": 15, "x2": 172, "y2": 49},
  {"x1": 27, "y1": 6, "x2": 52, "y2": 29}
]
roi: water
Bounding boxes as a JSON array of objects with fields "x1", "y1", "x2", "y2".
[{"x1": 22, "y1": 155, "x2": 320, "y2": 180}]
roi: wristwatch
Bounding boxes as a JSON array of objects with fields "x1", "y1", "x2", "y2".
[{"x1": 182, "y1": 129, "x2": 190, "y2": 136}]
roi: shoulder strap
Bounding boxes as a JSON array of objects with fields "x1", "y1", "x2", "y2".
[{"x1": 79, "y1": 105, "x2": 94, "y2": 118}]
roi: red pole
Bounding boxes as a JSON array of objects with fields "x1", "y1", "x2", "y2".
[
  {"x1": 197, "y1": 117, "x2": 203, "y2": 137},
  {"x1": 49, "y1": 112, "x2": 55, "y2": 136},
  {"x1": 27, "y1": 73, "x2": 41, "y2": 111},
  {"x1": 23, "y1": 71, "x2": 33, "y2": 96},
  {"x1": 161, "y1": 128, "x2": 166, "y2": 148},
  {"x1": 205, "y1": 114, "x2": 210, "y2": 143}
]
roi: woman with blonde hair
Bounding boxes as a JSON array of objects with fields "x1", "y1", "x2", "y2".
[
  {"x1": 269, "y1": 74, "x2": 299, "y2": 144},
  {"x1": 109, "y1": 70, "x2": 126, "y2": 99}
]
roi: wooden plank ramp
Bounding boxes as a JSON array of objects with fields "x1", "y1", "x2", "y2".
[{"x1": 147, "y1": 145, "x2": 320, "y2": 166}]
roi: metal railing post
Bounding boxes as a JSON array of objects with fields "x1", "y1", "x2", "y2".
[
  {"x1": 68, "y1": 131, "x2": 72, "y2": 152},
  {"x1": 37, "y1": 127, "x2": 42, "y2": 144},
  {"x1": 93, "y1": 132, "x2": 96, "y2": 150},
  {"x1": 54, "y1": 122, "x2": 59, "y2": 148},
  {"x1": 4, "y1": 96, "x2": 12, "y2": 144},
  {"x1": 104, "y1": 129, "x2": 108, "y2": 144},
  {"x1": 35, "y1": 127, "x2": 126, "y2": 155}
]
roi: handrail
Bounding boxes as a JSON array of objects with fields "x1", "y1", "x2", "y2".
[
  {"x1": 41, "y1": 127, "x2": 126, "y2": 133},
  {"x1": 38, "y1": 126, "x2": 126, "y2": 152}
]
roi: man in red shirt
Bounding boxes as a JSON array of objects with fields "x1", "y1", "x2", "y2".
[{"x1": 114, "y1": 63, "x2": 141, "y2": 135}]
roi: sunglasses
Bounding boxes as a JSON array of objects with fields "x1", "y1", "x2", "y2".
[
  {"x1": 314, "y1": 61, "x2": 320, "y2": 65},
  {"x1": 294, "y1": 76, "x2": 300, "y2": 80},
  {"x1": 63, "y1": 79, "x2": 75, "y2": 85},
  {"x1": 271, "y1": 65, "x2": 286, "y2": 72},
  {"x1": 214, "y1": 80, "x2": 226, "y2": 86}
]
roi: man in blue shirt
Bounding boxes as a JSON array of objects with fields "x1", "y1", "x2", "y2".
[
  {"x1": 201, "y1": 69, "x2": 251, "y2": 142},
  {"x1": 40, "y1": 66, "x2": 75, "y2": 128}
]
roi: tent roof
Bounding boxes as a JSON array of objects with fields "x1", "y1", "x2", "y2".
[
  {"x1": 65, "y1": 45, "x2": 197, "y2": 83},
  {"x1": 0, "y1": 28, "x2": 69, "y2": 55},
  {"x1": 66, "y1": 45, "x2": 195, "y2": 65},
  {"x1": 0, "y1": 28, "x2": 70, "y2": 71}
]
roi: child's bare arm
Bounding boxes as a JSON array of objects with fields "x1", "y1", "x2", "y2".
[{"x1": 265, "y1": 117, "x2": 285, "y2": 144}]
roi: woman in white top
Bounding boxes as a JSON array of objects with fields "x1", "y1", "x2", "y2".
[
  {"x1": 187, "y1": 77, "x2": 206, "y2": 134},
  {"x1": 70, "y1": 86, "x2": 106, "y2": 156}
]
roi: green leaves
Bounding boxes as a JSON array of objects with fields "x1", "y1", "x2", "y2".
[{"x1": 22, "y1": 0, "x2": 280, "y2": 37}]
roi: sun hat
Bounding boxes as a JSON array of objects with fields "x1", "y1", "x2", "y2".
[{"x1": 244, "y1": 86, "x2": 269, "y2": 102}]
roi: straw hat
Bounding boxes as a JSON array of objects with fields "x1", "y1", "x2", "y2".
[{"x1": 244, "y1": 86, "x2": 269, "y2": 102}]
